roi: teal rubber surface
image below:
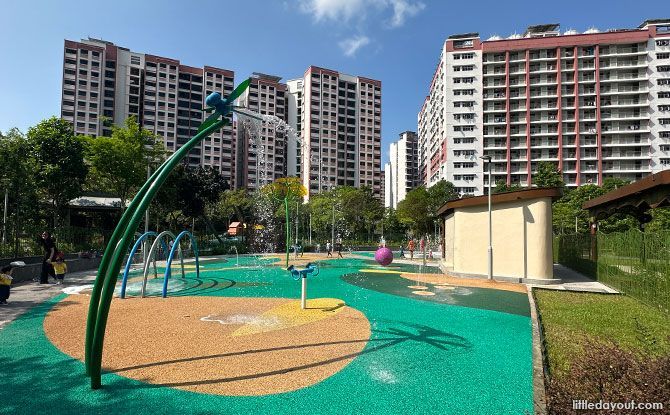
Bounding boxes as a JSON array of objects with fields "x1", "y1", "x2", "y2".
[{"x1": 0, "y1": 256, "x2": 533, "y2": 415}]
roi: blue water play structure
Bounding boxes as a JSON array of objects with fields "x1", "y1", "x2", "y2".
[
  {"x1": 287, "y1": 263, "x2": 319, "y2": 280},
  {"x1": 287, "y1": 263, "x2": 319, "y2": 309},
  {"x1": 120, "y1": 230, "x2": 200, "y2": 299}
]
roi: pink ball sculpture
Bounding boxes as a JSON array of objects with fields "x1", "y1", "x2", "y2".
[{"x1": 374, "y1": 247, "x2": 394, "y2": 266}]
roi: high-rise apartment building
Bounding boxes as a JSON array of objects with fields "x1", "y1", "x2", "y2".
[
  {"x1": 418, "y1": 20, "x2": 670, "y2": 195},
  {"x1": 384, "y1": 131, "x2": 420, "y2": 208},
  {"x1": 61, "y1": 38, "x2": 236, "y2": 185},
  {"x1": 236, "y1": 73, "x2": 288, "y2": 190},
  {"x1": 287, "y1": 66, "x2": 382, "y2": 199}
]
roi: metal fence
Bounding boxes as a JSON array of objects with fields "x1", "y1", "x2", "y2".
[
  {"x1": 554, "y1": 233, "x2": 597, "y2": 279},
  {"x1": 0, "y1": 226, "x2": 113, "y2": 259},
  {"x1": 597, "y1": 230, "x2": 670, "y2": 313},
  {"x1": 555, "y1": 230, "x2": 670, "y2": 313}
]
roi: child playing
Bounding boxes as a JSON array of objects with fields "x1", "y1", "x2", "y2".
[
  {"x1": 408, "y1": 239, "x2": 416, "y2": 260},
  {"x1": 52, "y1": 254, "x2": 68, "y2": 285},
  {"x1": 0, "y1": 265, "x2": 14, "y2": 305}
]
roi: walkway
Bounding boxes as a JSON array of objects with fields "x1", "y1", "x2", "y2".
[{"x1": 530, "y1": 264, "x2": 619, "y2": 294}]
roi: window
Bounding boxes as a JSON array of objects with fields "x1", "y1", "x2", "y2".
[
  {"x1": 453, "y1": 137, "x2": 475, "y2": 144},
  {"x1": 658, "y1": 53, "x2": 670, "y2": 59},
  {"x1": 658, "y1": 79, "x2": 670, "y2": 86},
  {"x1": 454, "y1": 162, "x2": 475, "y2": 168},
  {"x1": 454, "y1": 53, "x2": 474, "y2": 60},
  {"x1": 454, "y1": 65, "x2": 474, "y2": 71},
  {"x1": 661, "y1": 158, "x2": 670, "y2": 166},
  {"x1": 660, "y1": 105, "x2": 670, "y2": 111},
  {"x1": 660, "y1": 118, "x2": 670, "y2": 125},
  {"x1": 657, "y1": 40, "x2": 670, "y2": 47},
  {"x1": 130, "y1": 55, "x2": 141, "y2": 65},
  {"x1": 659, "y1": 92, "x2": 670, "y2": 99}
]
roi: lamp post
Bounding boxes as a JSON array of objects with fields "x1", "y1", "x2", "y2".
[
  {"x1": 2, "y1": 185, "x2": 8, "y2": 245},
  {"x1": 480, "y1": 155, "x2": 493, "y2": 280}
]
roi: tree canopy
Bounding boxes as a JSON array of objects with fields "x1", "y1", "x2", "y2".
[
  {"x1": 85, "y1": 117, "x2": 164, "y2": 208},
  {"x1": 26, "y1": 117, "x2": 88, "y2": 225},
  {"x1": 533, "y1": 161, "x2": 564, "y2": 188}
]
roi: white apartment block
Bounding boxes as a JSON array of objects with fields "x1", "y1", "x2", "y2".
[
  {"x1": 287, "y1": 66, "x2": 382, "y2": 199},
  {"x1": 61, "y1": 38, "x2": 236, "y2": 186},
  {"x1": 418, "y1": 20, "x2": 670, "y2": 195},
  {"x1": 384, "y1": 131, "x2": 419, "y2": 208},
  {"x1": 236, "y1": 73, "x2": 288, "y2": 190}
]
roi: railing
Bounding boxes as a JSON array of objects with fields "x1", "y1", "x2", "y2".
[{"x1": 0, "y1": 226, "x2": 114, "y2": 259}]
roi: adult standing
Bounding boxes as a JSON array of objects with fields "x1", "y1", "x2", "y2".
[
  {"x1": 39, "y1": 231, "x2": 57, "y2": 284},
  {"x1": 408, "y1": 239, "x2": 415, "y2": 260}
]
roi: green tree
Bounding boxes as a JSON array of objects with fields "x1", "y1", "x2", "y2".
[
  {"x1": 0, "y1": 128, "x2": 40, "y2": 247},
  {"x1": 27, "y1": 117, "x2": 88, "y2": 226},
  {"x1": 647, "y1": 207, "x2": 670, "y2": 232},
  {"x1": 154, "y1": 165, "x2": 228, "y2": 235},
  {"x1": 381, "y1": 207, "x2": 408, "y2": 243},
  {"x1": 396, "y1": 186, "x2": 432, "y2": 235},
  {"x1": 427, "y1": 179, "x2": 458, "y2": 213},
  {"x1": 493, "y1": 180, "x2": 522, "y2": 194},
  {"x1": 213, "y1": 188, "x2": 254, "y2": 226},
  {"x1": 85, "y1": 117, "x2": 164, "y2": 208},
  {"x1": 306, "y1": 191, "x2": 337, "y2": 241},
  {"x1": 551, "y1": 178, "x2": 638, "y2": 234},
  {"x1": 533, "y1": 161, "x2": 564, "y2": 188}
]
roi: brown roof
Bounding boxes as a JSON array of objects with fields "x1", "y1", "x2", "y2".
[
  {"x1": 582, "y1": 170, "x2": 670, "y2": 213},
  {"x1": 437, "y1": 187, "x2": 563, "y2": 217}
]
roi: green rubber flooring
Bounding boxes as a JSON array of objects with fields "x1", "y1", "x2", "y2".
[{"x1": 0, "y1": 255, "x2": 533, "y2": 415}]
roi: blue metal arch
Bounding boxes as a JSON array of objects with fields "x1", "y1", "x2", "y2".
[
  {"x1": 162, "y1": 231, "x2": 200, "y2": 298},
  {"x1": 120, "y1": 232, "x2": 168, "y2": 298}
]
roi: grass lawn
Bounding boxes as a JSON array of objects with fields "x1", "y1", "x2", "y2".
[{"x1": 534, "y1": 289, "x2": 670, "y2": 376}]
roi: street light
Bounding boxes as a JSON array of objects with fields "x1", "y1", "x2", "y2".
[{"x1": 480, "y1": 155, "x2": 493, "y2": 280}]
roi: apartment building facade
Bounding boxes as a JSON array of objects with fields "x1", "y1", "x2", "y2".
[
  {"x1": 384, "y1": 131, "x2": 420, "y2": 208},
  {"x1": 287, "y1": 66, "x2": 382, "y2": 199},
  {"x1": 61, "y1": 38, "x2": 236, "y2": 185},
  {"x1": 418, "y1": 20, "x2": 670, "y2": 195}
]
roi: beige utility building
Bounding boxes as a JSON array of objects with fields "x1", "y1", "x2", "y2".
[{"x1": 438, "y1": 188, "x2": 562, "y2": 283}]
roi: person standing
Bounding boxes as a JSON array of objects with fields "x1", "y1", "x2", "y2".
[
  {"x1": 39, "y1": 232, "x2": 57, "y2": 284},
  {"x1": 326, "y1": 241, "x2": 332, "y2": 258},
  {"x1": 0, "y1": 265, "x2": 13, "y2": 305},
  {"x1": 408, "y1": 239, "x2": 415, "y2": 260}
]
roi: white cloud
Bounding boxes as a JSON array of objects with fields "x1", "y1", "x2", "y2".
[
  {"x1": 299, "y1": 0, "x2": 372, "y2": 23},
  {"x1": 388, "y1": 0, "x2": 425, "y2": 28},
  {"x1": 297, "y1": 0, "x2": 424, "y2": 56},
  {"x1": 298, "y1": 0, "x2": 424, "y2": 27},
  {"x1": 339, "y1": 35, "x2": 371, "y2": 56}
]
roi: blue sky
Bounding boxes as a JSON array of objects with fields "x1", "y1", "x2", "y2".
[{"x1": 0, "y1": 0, "x2": 662, "y2": 164}]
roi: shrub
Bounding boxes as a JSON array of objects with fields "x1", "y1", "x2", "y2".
[
  {"x1": 546, "y1": 340, "x2": 670, "y2": 415},
  {"x1": 208, "y1": 240, "x2": 248, "y2": 256}
]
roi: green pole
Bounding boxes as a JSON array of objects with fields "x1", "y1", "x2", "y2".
[
  {"x1": 285, "y1": 196, "x2": 289, "y2": 268},
  {"x1": 87, "y1": 119, "x2": 225, "y2": 389},
  {"x1": 84, "y1": 155, "x2": 171, "y2": 375}
]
